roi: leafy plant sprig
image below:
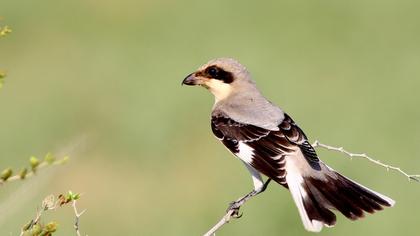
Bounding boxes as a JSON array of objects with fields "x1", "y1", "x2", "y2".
[
  {"x1": 21, "y1": 191, "x2": 85, "y2": 236},
  {"x1": 1, "y1": 153, "x2": 69, "y2": 186}
]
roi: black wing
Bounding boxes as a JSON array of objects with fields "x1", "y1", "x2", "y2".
[
  {"x1": 211, "y1": 113, "x2": 320, "y2": 184},
  {"x1": 280, "y1": 114, "x2": 320, "y2": 164}
]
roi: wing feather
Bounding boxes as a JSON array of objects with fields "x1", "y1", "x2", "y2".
[{"x1": 211, "y1": 113, "x2": 320, "y2": 183}]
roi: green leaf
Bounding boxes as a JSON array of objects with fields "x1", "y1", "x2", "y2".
[
  {"x1": 31, "y1": 224, "x2": 42, "y2": 235},
  {"x1": 30, "y1": 156, "x2": 40, "y2": 171},
  {"x1": 66, "y1": 190, "x2": 80, "y2": 201},
  {"x1": 0, "y1": 71, "x2": 5, "y2": 89},
  {"x1": 20, "y1": 168, "x2": 28, "y2": 179},
  {"x1": 73, "y1": 193, "x2": 80, "y2": 200},
  {"x1": 1, "y1": 168, "x2": 13, "y2": 181},
  {"x1": 44, "y1": 221, "x2": 58, "y2": 233},
  {"x1": 0, "y1": 25, "x2": 12, "y2": 37},
  {"x1": 44, "y1": 153, "x2": 55, "y2": 164}
]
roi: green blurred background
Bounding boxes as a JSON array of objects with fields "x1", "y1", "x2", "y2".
[{"x1": 1, "y1": 0, "x2": 420, "y2": 235}]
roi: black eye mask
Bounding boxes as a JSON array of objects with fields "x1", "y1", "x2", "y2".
[{"x1": 203, "y1": 66, "x2": 234, "y2": 84}]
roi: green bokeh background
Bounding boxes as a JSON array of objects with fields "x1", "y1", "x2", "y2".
[{"x1": 1, "y1": 0, "x2": 419, "y2": 235}]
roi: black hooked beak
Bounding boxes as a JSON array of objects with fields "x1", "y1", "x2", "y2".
[{"x1": 182, "y1": 73, "x2": 197, "y2": 86}]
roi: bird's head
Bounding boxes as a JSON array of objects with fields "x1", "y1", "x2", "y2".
[{"x1": 182, "y1": 58, "x2": 255, "y2": 102}]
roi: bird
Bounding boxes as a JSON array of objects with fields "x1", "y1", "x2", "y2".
[{"x1": 182, "y1": 58, "x2": 395, "y2": 232}]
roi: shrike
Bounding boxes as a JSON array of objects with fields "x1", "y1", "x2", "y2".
[{"x1": 182, "y1": 58, "x2": 394, "y2": 232}]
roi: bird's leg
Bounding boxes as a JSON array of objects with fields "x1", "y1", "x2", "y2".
[{"x1": 227, "y1": 178, "x2": 272, "y2": 217}]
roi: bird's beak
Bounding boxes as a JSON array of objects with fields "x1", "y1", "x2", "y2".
[{"x1": 182, "y1": 73, "x2": 198, "y2": 86}]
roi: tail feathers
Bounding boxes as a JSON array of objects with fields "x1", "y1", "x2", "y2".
[
  {"x1": 287, "y1": 171, "x2": 395, "y2": 232},
  {"x1": 287, "y1": 172, "x2": 324, "y2": 232}
]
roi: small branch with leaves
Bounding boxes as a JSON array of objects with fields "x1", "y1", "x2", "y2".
[
  {"x1": 20, "y1": 191, "x2": 85, "y2": 236},
  {"x1": 1, "y1": 153, "x2": 69, "y2": 186},
  {"x1": 59, "y1": 191, "x2": 86, "y2": 236},
  {"x1": 203, "y1": 140, "x2": 420, "y2": 236},
  {"x1": 0, "y1": 21, "x2": 11, "y2": 88}
]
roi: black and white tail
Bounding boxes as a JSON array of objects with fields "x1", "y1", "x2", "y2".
[{"x1": 286, "y1": 167, "x2": 395, "y2": 232}]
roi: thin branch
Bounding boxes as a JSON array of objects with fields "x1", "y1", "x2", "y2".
[
  {"x1": 72, "y1": 200, "x2": 86, "y2": 236},
  {"x1": 312, "y1": 140, "x2": 420, "y2": 182},
  {"x1": 203, "y1": 140, "x2": 420, "y2": 235},
  {"x1": 203, "y1": 209, "x2": 237, "y2": 236},
  {"x1": 19, "y1": 208, "x2": 43, "y2": 236}
]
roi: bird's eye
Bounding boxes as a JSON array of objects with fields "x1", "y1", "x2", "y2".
[{"x1": 208, "y1": 67, "x2": 218, "y2": 77}]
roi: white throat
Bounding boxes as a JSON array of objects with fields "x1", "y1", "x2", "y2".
[{"x1": 205, "y1": 79, "x2": 233, "y2": 103}]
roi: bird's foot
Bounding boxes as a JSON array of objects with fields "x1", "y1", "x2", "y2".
[
  {"x1": 226, "y1": 201, "x2": 243, "y2": 218},
  {"x1": 226, "y1": 190, "x2": 256, "y2": 217},
  {"x1": 225, "y1": 179, "x2": 272, "y2": 218}
]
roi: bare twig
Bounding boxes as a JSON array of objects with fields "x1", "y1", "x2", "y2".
[
  {"x1": 203, "y1": 140, "x2": 420, "y2": 235},
  {"x1": 203, "y1": 209, "x2": 238, "y2": 236},
  {"x1": 72, "y1": 200, "x2": 86, "y2": 236},
  {"x1": 312, "y1": 140, "x2": 420, "y2": 182}
]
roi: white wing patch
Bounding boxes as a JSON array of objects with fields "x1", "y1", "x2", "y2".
[
  {"x1": 236, "y1": 142, "x2": 266, "y2": 191},
  {"x1": 236, "y1": 139, "x2": 324, "y2": 231},
  {"x1": 236, "y1": 141, "x2": 254, "y2": 164}
]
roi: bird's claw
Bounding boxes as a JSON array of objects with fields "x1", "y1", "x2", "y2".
[
  {"x1": 227, "y1": 204, "x2": 242, "y2": 218},
  {"x1": 232, "y1": 210, "x2": 243, "y2": 218},
  {"x1": 226, "y1": 200, "x2": 243, "y2": 218}
]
